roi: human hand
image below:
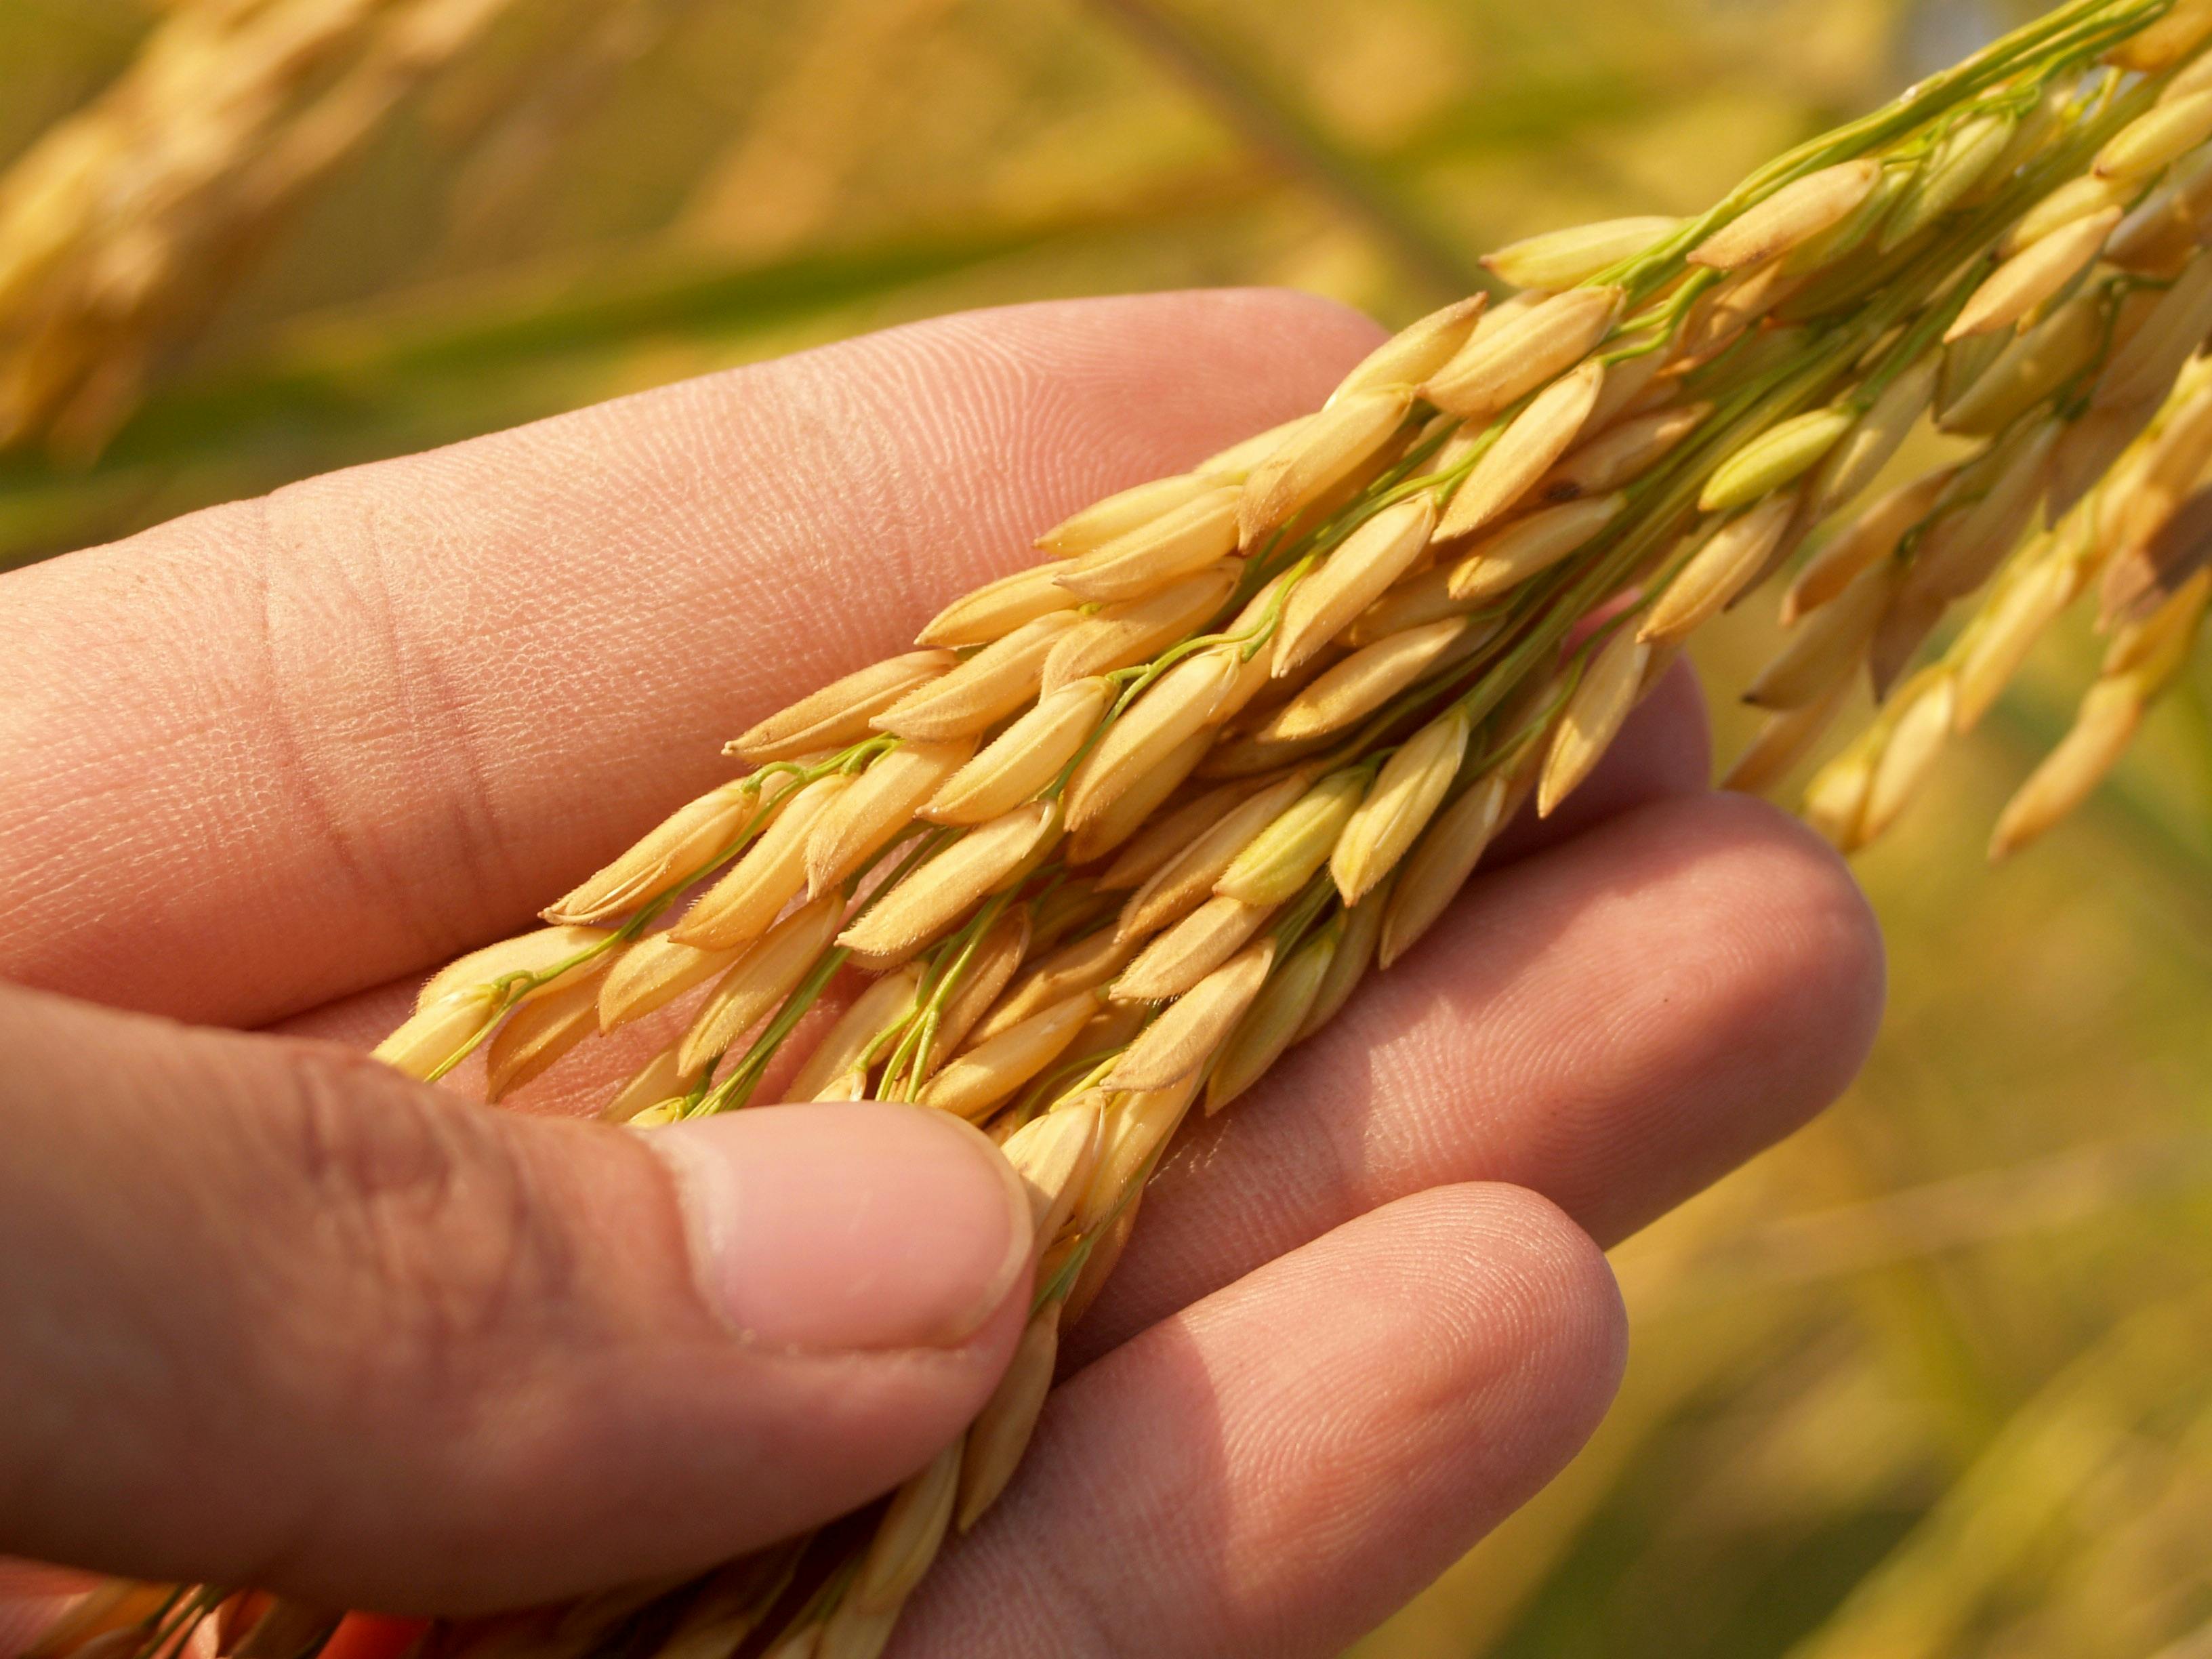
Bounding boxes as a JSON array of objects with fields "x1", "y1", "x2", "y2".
[{"x1": 0, "y1": 290, "x2": 1883, "y2": 1655}]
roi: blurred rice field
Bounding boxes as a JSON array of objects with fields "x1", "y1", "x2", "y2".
[{"x1": 5, "y1": 1, "x2": 2210, "y2": 1654}]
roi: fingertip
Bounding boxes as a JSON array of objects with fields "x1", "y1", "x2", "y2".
[
  {"x1": 647, "y1": 1100, "x2": 1033, "y2": 1353},
  {"x1": 1675, "y1": 790, "x2": 1888, "y2": 1113},
  {"x1": 899, "y1": 1181, "x2": 1630, "y2": 1658},
  {"x1": 1521, "y1": 790, "x2": 1885, "y2": 1231},
  {"x1": 1393, "y1": 1184, "x2": 1627, "y2": 1457}
]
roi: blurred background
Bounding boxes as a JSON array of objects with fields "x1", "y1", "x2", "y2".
[{"x1": 3, "y1": 0, "x2": 2209, "y2": 1653}]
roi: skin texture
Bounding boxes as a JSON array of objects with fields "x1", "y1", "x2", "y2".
[{"x1": 0, "y1": 290, "x2": 1885, "y2": 1652}]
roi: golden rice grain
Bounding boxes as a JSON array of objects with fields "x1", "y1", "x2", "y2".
[
  {"x1": 1482, "y1": 216, "x2": 1682, "y2": 289},
  {"x1": 1063, "y1": 1193, "x2": 1140, "y2": 1328},
  {"x1": 999, "y1": 1101, "x2": 1105, "y2": 1244},
  {"x1": 1116, "y1": 770, "x2": 1311, "y2": 941},
  {"x1": 484, "y1": 972, "x2": 607, "y2": 1103},
  {"x1": 1041, "y1": 562, "x2": 1240, "y2": 690},
  {"x1": 1330, "y1": 707, "x2": 1470, "y2": 904},
  {"x1": 1340, "y1": 564, "x2": 1486, "y2": 645},
  {"x1": 1990, "y1": 678, "x2": 2139, "y2": 857},
  {"x1": 1378, "y1": 773, "x2": 1511, "y2": 969},
  {"x1": 1036, "y1": 474, "x2": 1216, "y2": 556},
  {"x1": 872, "y1": 613, "x2": 1079, "y2": 740},
  {"x1": 598, "y1": 932, "x2": 746, "y2": 1033},
  {"x1": 915, "y1": 563, "x2": 1082, "y2": 648},
  {"x1": 1642, "y1": 492, "x2": 1800, "y2": 642},
  {"x1": 672, "y1": 773, "x2": 854, "y2": 950},
  {"x1": 1111, "y1": 893, "x2": 1277, "y2": 1002},
  {"x1": 546, "y1": 781, "x2": 766, "y2": 924},
  {"x1": 2095, "y1": 88, "x2": 2212, "y2": 181},
  {"x1": 1237, "y1": 388, "x2": 1414, "y2": 546},
  {"x1": 1909, "y1": 418, "x2": 2060, "y2": 601},
  {"x1": 1063, "y1": 650, "x2": 1238, "y2": 831},
  {"x1": 924, "y1": 680, "x2": 1111, "y2": 825},
  {"x1": 2104, "y1": 150, "x2": 2212, "y2": 274},
  {"x1": 1421, "y1": 287, "x2": 1622, "y2": 422},
  {"x1": 1748, "y1": 558, "x2": 1896, "y2": 708},
  {"x1": 2000, "y1": 173, "x2": 2134, "y2": 257},
  {"x1": 837, "y1": 803, "x2": 1057, "y2": 958},
  {"x1": 806, "y1": 739, "x2": 974, "y2": 893},
  {"x1": 2110, "y1": 0, "x2": 2212, "y2": 69},
  {"x1": 1435, "y1": 360, "x2": 1606, "y2": 540},
  {"x1": 374, "y1": 985, "x2": 499, "y2": 1081},
  {"x1": 1204, "y1": 930, "x2": 1336, "y2": 1114},
  {"x1": 1094, "y1": 776, "x2": 1269, "y2": 892},
  {"x1": 1689, "y1": 160, "x2": 1881, "y2": 270},
  {"x1": 1538, "y1": 628, "x2": 1649, "y2": 816},
  {"x1": 731, "y1": 652, "x2": 954, "y2": 762},
  {"x1": 605, "y1": 1044, "x2": 701, "y2": 1124},
  {"x1": 1196, "y1": 415, "x2": 1313, "y2": 482},
  {"x1": 1115, "y1": 884, "x2": 1274, "y2": 1000},
  {"x1": 1075, "y1": 1077, "x2": 1203, "y2": 1234},
  {"x1": 1954, "y1": 554, "x2": 2079, "y2": 731},
  {"x1": 1540, "y1": 401, "x2": 1708, "y2": 498},
  {"x1": 1719, "y1": 680, "x2": 1852, "y2": 796},
  {"x1": 973, "y1": 927, "x2": 1141, "y2": 1042},
  {"x1": 1700, "y1": 407, "x2": 1853, "y2": 514},
  {"x1": 1052, "y1": 487, "x2": 1242, "y2": 602},
  {"x1": 1858, "y1": 670, "x2": 1957, "y2": 841},
  {"x1": 1214, "y1": 767, "x2": 1368, "y2": 905},
  {"x1": 1948, "y1": 207, "x2": 2123, "y2": 341},
  {"x1": 1784, "y1": 468, "x2": 1952, "y2": 623},
  {"x1": 1272, "y1": 497, "x2": 1439, "y2": 674},
  {"x1": 954, "y1": 1302, "x2": 1063, "y2": 1532},
  {"x1": 420, "y1": 924, "x2": 616, "y2": 1009},
  {"x1": 1249, "y1": 616, "x2": 1474, "y2": 742},
  {"x1": 848, "y1": 1441, "x2": 961, "y2": 1616},
  {"x1": 1329, "y1": 295, "x2": 1490, "y2": 401},
  {"x1": 1809, "y1": 358, "x2": 1939, "y2": 516},
  {"x1": 1801, "y1": 744, "x2": 1876, "y2": 851},
  {"x1": 2092, "y1": 255, "x2": 2212, "y2": 409},
  {"x1": 1295, "y1": 889, "x2": 1387, "y2": 1041},
  {"x1": 678, "y1": 894, "x2": 844, "y2": 1074},
  {"x1": 1882, "y1": 112, "x2": 2015, "y2": 251},
  {"x1": 1103, "y1": 939, "x2": 1275, "y2": 1090},
  {"x1": 1447, "y1": 493, "x2": 1624, "y2": 600},
  {"x1": 1065, "y1": 729, "x2": 1212, "y2": 863},
  {"x1": 918, "y1": 991, "x2": 1099, "y2": 1119},
  {"x1": 785, "y1": 966, "x2": 922, "y2": 1101},
  {"x1": 929, "y1": 907, "x2": 1033, "y2": 1063}
]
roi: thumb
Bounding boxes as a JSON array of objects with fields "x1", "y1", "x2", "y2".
[{"x1": 0, "y1": 982, "x2": 1031, "y2": 1614}]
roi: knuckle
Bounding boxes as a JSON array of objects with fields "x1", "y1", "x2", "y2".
[
  {"x1": 247, "y1": 475, "x2": 530, "y2": 967},
  {"x1": 260, "y1": 1046, "x2": 584, "y2": 1399}
]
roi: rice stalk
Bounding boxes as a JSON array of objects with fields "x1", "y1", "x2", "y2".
[
  {"x1": 43, "y1": 4, "x2": 2212, "y2": 1654},
  {"x1": 0, "y1": 0, "x2": 535, "y2": 461}
]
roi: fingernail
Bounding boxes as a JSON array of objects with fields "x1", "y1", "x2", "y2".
[{"x1": 647, "y1": 1101, "x2": 1031, "y2": 1351}]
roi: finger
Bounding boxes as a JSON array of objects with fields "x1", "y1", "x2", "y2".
[
  {"x1": 1072, "y1": 791, "x2": 1883, "y2": 1364},
  {"x1": 895, "y1": 1184, "x2": 1625, "y2": 1659},
  {"x1": 0, "y1": 983, "x2": 1033, "y2": 1612},
  {"x1": 0, "y1": 290, "x2": 1384, "y2": 1028}
]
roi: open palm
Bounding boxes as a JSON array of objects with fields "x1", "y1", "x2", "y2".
[{"x1": 0, "y1": 289, "x2": 1882, "y2": 1658}]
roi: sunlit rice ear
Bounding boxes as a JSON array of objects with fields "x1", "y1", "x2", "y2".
[{"x1": 332, "y1": 13, "x2": 2212, "y2": 1649}]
